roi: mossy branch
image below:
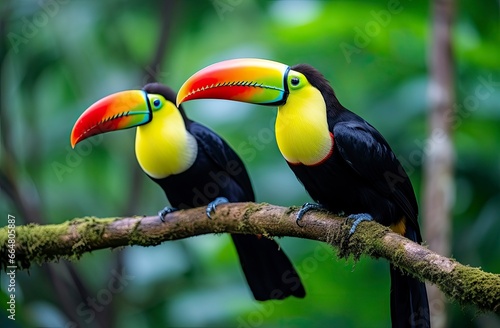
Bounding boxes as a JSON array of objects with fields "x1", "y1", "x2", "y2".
[{"x1": 1, "y1": 202, "x2": 498, "y2": 313}]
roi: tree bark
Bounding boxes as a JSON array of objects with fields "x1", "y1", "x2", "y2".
[
  {"x1": 1, "y1": 202, "x2": 499, "y2": 314},
  {"x1": 424, "y1": 0, "x2": 456, "y2": 326}
]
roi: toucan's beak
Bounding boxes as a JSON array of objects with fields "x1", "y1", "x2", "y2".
[
  {"x1": 177, "y1": 58, "x2": 290, "y2": 107},
  {"x1": 71, "y1": 90, "x2": 151, "y2": 148}
]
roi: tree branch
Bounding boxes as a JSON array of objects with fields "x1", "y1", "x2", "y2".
[{"x1": 1, "y1": 203, "x2": 498, "y2": 313}]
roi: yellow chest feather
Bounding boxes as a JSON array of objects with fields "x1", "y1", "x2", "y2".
[
  {"x1": 275, "y1": 87, "x2": 333, "y2": 166},
  {"x1": 135, "y1": 108, "x2": 197, "y2": 179}
]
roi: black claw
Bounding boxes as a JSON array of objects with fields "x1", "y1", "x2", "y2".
[
  {"x1": 206, "y1": 197, "x2": 229, "y2": 219},
  {"x1": 296, "y1": 202, "x2": 325, "y2": 227},
  {"x1": 158, "y1": 206, "x2": 179, "y2": 222}
]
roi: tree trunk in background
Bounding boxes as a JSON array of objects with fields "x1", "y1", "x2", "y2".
[{"x1": 424, "y1": 0, "x2": 455, "y2": 327}]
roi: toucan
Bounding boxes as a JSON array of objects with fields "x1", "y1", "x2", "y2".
[
  {"x1": 176, "y1": 59, "x2": 430, "y2": 327},
  {"x1": 70, "y1": 82, "x2": 305, "y2": 301}
]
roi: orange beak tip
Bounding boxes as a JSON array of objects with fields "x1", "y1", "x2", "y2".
[{"x1": 69, "y1": 90, "x2": 151, "y2": 147}]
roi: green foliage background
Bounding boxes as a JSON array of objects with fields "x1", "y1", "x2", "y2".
[{"x1": 1, "y1": 0, "x2": 499, "y2": 327}]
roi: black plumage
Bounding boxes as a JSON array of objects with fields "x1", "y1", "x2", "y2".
[
  {"x1": 288, "y1": 65, "x2": 429, "y2": 327},
  {"x1": 144, "y1": 83, "x2": 305, "y2": 301}
]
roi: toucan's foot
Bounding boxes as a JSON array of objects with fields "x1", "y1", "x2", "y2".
[
  {"x1": 206, "y1": 197, "x2": 229, "y2": 219},
  {"x1": 296, "y1": 202, "x2": 326, "y2": 227},
  {"x1": 158, "y1": 206, "x2": 179, "y2": 222},
  {"x1": 347, "y1": 213, "x2": 373, "y2": 235}
]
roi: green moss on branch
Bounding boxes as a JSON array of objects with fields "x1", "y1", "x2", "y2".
[{"x1": 0, "y1": 202, "x2": 498, "y2": 313}]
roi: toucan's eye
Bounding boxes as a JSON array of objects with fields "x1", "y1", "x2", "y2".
[
  {"x1": 288, "y1": 73, "x2": 305, "y2": 90},
  {"x1": 149, "y1": 97, "x2": 163, "y2": 111}
]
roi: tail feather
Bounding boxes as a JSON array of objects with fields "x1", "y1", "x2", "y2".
[
  {"x1": 390, "y1": 265, "x2": 430, "y2": 328},
  {"x1": 231, "y1": 234, "x2": 305, "y2": 301},
  {"x1": 390, "y1": 226, "x2": 430, "y2": 328}
]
